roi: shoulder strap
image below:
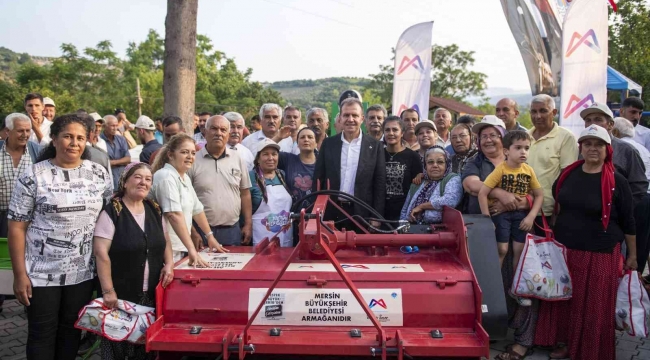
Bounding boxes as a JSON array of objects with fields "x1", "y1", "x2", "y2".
[{"x1": 438, "y1": 173, "x2": 459, "y2": 196}]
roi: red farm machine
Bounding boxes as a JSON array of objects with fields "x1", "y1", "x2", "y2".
[{"x1": 146, "y1": 190, "x2": 508, "y2": 360}]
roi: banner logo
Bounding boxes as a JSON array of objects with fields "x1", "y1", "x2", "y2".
[
  {"x1": 368, "y1": 299, "x2": 387, "y2": 309},
  {"x1": 397, "y1": 55, "x2": 425, "y2": 75},
  {"x1": 342, "y1": 264, "x2": 370, "y2": 270},
  {"x1": 563, "y1": 94, "x2": 595, "y2": 118},
  {"x1": 565, "y1": 29, "x2": 600, "y2": 57},
  {"x1": 397, "y1": 104, "x2": 421, "y2": 116}
]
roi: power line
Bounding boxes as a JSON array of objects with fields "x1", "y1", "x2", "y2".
[{"x1": 260, "y1": 0, "x2": 364, "y2": 29}]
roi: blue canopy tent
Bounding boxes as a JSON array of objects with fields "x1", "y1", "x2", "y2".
[{"x1": 607, "y1": 66, "x2": 643, "y2": 100}]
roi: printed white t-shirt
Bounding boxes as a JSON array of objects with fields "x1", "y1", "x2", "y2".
[{"x1": 8, "y1": 160, "x2": 112, "y2": 287}]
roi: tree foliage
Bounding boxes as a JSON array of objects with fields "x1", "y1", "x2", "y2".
[
  {"x1": 608, "y1": 0, "x2": 650, "y2": 109},
  {"x1": 364, "y1": 44, "x2": 488, "y2": 107},
  {"x1": 0, "y1": 30, "x2": 284, "y2": 121}
]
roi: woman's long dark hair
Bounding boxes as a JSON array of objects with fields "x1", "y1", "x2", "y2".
[{"x1": 36, "y1": 113, "x2": 91, "y2": 163}]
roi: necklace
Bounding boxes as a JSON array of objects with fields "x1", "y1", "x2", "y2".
[{"x1": 386, "y1": 147, "x2": 403, "y2": 161}]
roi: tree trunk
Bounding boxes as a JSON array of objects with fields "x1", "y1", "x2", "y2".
[{"x1": 163, "y1": 0, "x2": 198, "y2": 135}]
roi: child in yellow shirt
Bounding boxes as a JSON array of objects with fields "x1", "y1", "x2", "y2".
[{"x1": 478, "y1": 131, "x2": 544, "y2": 307}]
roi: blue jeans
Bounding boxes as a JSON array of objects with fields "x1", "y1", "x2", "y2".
[
  {"x1": 211, "y1": 224, "x2": 242, "y2": 246},
  {"x1": 492, "y1": 210, "x2": 528, "y2": 244}
]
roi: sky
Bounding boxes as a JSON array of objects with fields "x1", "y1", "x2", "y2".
[{"x1": 0, "y1": 0, "x2": 547, "y2": 93}]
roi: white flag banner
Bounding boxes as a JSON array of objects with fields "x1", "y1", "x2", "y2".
[
  {"x1": 392, "y1": 22, "x2": 433, "y2": 119},
  {"x1": 560, "y1": 0, "x2": 608, "y2": 138}
]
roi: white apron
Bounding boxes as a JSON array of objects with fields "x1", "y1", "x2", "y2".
[{"x1": 252, "y1": 182, "x2": 293, "y2": 247}]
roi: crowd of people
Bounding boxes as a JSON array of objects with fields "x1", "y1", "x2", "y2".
[{"x1": 0, "y1": 91, "x2": 648, "y2": 360}]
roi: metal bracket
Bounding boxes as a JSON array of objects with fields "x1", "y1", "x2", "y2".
[
  {"x1": 189, "y1": 326, "x2": 202, "y2": 335},
  {"x1": 269, "y1": 328, "x2": 281, "y2": 337},
  {"x1": 430, "y1": 329, "x2": 443, "y2": 339},
  {"x1": 350, "y1": 328, "x2": 362, "y2": 338}
]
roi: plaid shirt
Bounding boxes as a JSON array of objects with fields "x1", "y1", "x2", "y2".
[{"x1": 0, "y1": 142, "x2": 32, "y2": 211}]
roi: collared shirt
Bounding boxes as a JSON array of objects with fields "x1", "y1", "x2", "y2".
[
  {"x1": 96, "y1": 137, "x2": 108, "y2": 152},
  {"x1": 340, "y1": 131, "x2": 362, "y2": 196},
  {"x1": 633, "y1": 124, "x2": 650, "y2": 153},
  {"x1": 0, "y1": 143, "x2": 32, "y2": 211},
  {"x1": 28, "y1": 118, "x2": 52, "y2": 146},
  {"x1": 140, "y1": 139, "x2": 162, "y2": 164},
  {"x1": 621, "y1": 137, "x2": 650, "y2": 193},
  {"x1": 405, "y1": 140, "x2": 420, "y2": 152},
  {"x1": 507, "y1": 122, "x2": 528, "y2": 133},
  {"x1": 229, "y1": 143, "x2": 254, "y2": 171},
  {"x1": 435, "y1": 138, "x2": 450, "y2": 148},
  {"x1": 193, "y1": 132, "x2": 207, "y2": 147},
  {"x1": 151, "y1": 163, "x2": 204, "y2": 252},
  {"x1": 241, "y1": 130, "x2": 272, "y2": 155},
  {"x1": 188, "y1": 147, "x2": 251, "y2": 226},
  {"x1": 278, "y1": 137, "x2": 300, "y2": 155},
  {"x1": 100, "y1": 133, "x2": 130, "y2": 190},
  {"x1": 154, "y1": 130, "x2": 163, "y2": 144},
  {"x1": 527, "y1": 123, "x2": 578, "y2": 214}
]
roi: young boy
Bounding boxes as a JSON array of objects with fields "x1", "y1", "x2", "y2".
[{"x1": 478, "y1": 131, "x2": 544, "y2": 306}]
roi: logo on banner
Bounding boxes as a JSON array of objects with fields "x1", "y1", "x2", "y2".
[
  {"x1": 262, "y1": 210, "x2": 290, "y2": 233},
  {"x1": 565, "y1": 29, "x2": 600, "y2": 57},
  {"x1": 397, "y1": 104, "x2": 420, "y2": 116},
  {"x1": 368, "y1": 299, "x2": 387, "y2": 310},
  {"x1": 342, "y1": 264, "x2": 370, "y2": 270},
  {"x1": 397, "y1": 55, "x2": 425, "y2": 75},
  {"x1": 563, "y1": 94, "x2": 595, "y2": 118}
]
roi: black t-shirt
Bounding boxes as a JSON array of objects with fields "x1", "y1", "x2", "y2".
[
  {"x1": 553, "y1": 168, "x2": 636, "y2": 253},
  {"x1": 384, "y1": 147, "x2": 422, "y2": 220}
]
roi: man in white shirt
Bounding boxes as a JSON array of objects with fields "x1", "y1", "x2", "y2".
[
  {"x1": 278, "y1": 106, "x2": 302, "y2": 155},
  {"x1": 620, "y1": 97, "x2": 650, "y2": 152},
  {"x1": 42, "y1": 97, "x2": 56, "y2": 122},
  {"x1": 24, "y1": 93, "x2": 52, "y2": 145},
  {"x1": 223, "y1": 112, "x2": 255, "y2": 171},
  {"x1": 193, "y1": 112, "x2": 211, "y2": 146},
  {"x1": 241, "y1": 103, "x2": 282, "y2": 155},
  {"x1": 433, "y1": 108, "x2": 452, "y2": 148},
  {"x1": 614, "y1": 117, "x2": 650, "y2": 189},
  {"x1": 313, "y1": 98, "x2": 386, "y2": 228},
  {"x1": 89, "y1": 112, "x2": 108, "y2": 152}
]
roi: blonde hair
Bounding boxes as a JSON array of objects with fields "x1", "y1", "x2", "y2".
[{"x1": 151, "y1": 133, "x2": 195, "y2": 174}]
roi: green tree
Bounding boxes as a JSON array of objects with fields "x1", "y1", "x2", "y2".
[
  {"x1": 609, "y1": 0, "x2": 650, "y2": 108},
  {"x1": 364, "y1": 44, "x2": 488, "y2": 107}
]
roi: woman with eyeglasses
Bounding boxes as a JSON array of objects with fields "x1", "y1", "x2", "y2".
[
  {"x1": 449, "y1": 123, "x2": 478, "y2": 174},
  {"x1": 461, "y1": 115, "x2": 536, "y2": 360},
  {"x1": 400, "y1": 146, "x2": 462, "y2": 224}
]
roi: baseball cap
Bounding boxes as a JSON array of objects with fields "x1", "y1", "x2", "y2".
[
  {"x1": 579, "y1": 102, "x2": 613, "y2": 120},
  {"x1": 578, "y1": 124, "x2": 611, "y2": 144},
  {"x1": 338, "y1": 89, "x2": 362, "y2": 106},
  {"x1": 89, "y1": 112, "x2": 103, "y2": 122},
  {"x1": 254, "y1": 138, "x2": 281, "y2": 155},
  {"x1": 472, "y1": 115, "x2": 506, "y2": 135},
  {"x1": 43, "y1": 97, "x2": 55, "y2": 107},
  {"x1": 414, "y1": 119, "x2": 437, "y2": 134},
  {"x1": 134, "y1": 115, "x2": 156, "y2": 130}
]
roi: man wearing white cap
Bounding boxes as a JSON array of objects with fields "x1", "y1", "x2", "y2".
[
  {"x1": 581, "y1": 102, "x2": 650, "y2": 272},
  {"x1": 89, "y1": 112, "x2": 107, "y2": 152},
  {"x1": 42, "y1": 97, "x2": 56, "y2": 122},
  {"x1": 135, "y1": 115, "x2": 162, "y2": 164}
]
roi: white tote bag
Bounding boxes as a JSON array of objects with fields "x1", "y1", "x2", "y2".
[
  {"x1": 511, "y1": 233, "x2": 573, "y2": 301},
  {"x1": 75, "y1": 298, "x2": 156, "y2": 344},
  {"x1": 616, "y1": 270, "x2": 650, "y2": 337}
]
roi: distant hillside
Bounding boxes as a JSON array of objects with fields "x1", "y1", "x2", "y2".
[{"x1": 268, "y1": 77, "x2": 370, "y2": 110}]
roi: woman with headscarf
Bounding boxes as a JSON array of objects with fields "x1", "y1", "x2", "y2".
[
  {"x1": 449, "y1": 123, "x2": 478, "y2": 174},
  {"x1": 94, "y1": 162, "x2": 173, "y2": 360},
  {"x1": 250, "y1": 139, "x2": 293, "y2": 247},
  {"x1": 535, "y1": 125, "x2": 637, "y2": 360},
  {"x1": 400, "y1": 146, "x2": 462, "y2": 224}
]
